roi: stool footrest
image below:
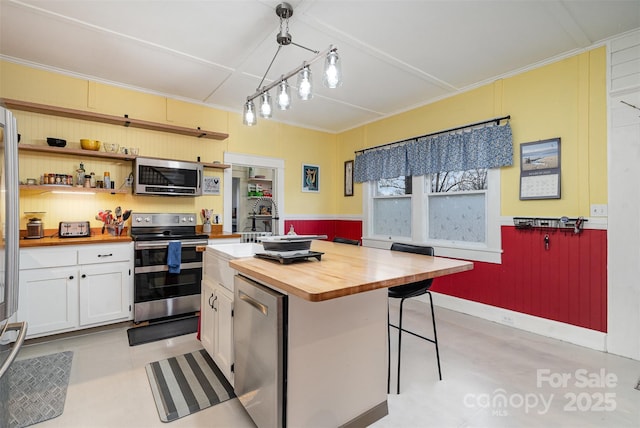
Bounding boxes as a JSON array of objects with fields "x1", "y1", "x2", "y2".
[{"x1": 389, "y1": 324, "x2": 437, "y2": 345}]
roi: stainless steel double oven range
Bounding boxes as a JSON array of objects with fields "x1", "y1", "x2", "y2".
[{"x1": 130, "y1": 213, "x2": 208, "y2": 323}]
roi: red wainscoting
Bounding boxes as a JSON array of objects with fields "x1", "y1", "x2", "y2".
[
  {"x1": 286, "y1": 220, "x2": 607, "y2": 332},
  {"x1": 434, "y1": 226, "x2": 607, "y2": 332},
  {"x1": 285, "y1": 219, "x2": 363, "y2": 244}
]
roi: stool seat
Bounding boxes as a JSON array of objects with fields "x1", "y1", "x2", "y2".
[
  {"x1": 388, "y1": 242, "x2": 442, "y2": 394},
  {"x1": 332, "y1": 236, "x2": 360, "y2": 245}
]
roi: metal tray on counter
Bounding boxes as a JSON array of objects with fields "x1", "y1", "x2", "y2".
[{"x1": 254, "y1": 251, "x2": 324, "y2": 264}]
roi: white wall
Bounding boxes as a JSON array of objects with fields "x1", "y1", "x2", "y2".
[{"x1": 607, "y1": 30, "x2": 640, "y2": 360}]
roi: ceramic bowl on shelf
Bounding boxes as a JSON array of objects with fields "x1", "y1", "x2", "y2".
[
  {"x1": 47, "y1": 137, "x2": 67, "y2": 147},
  {"x1": 80, "y1": 139, "x2": 101, "y2": 151}
]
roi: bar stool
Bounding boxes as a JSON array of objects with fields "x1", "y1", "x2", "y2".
[{"x1": 387, "y1": 243, "x2": 441, "y2": 394}]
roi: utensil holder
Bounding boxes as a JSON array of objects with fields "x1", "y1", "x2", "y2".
[{"x1": 203, "y1": 222, "x2": 212, "y2": 233}]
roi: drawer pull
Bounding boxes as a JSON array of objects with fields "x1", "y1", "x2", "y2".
[{"x1": 97, "y1": 253, "x2": 113, "y2": 258}]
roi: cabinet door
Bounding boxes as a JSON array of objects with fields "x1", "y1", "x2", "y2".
[
  {"x1": 200, "y1": 279, "x2": 216, "y2": 357},
  {"x1": 17, "y1": 266, "x2": 79, "y2": 337},
  {"x1": 79, "y1": 261, "x2": 131, "y2": 326},
  {"x1": 213, "y1": 282, "x2": 234, "y2": 385}
]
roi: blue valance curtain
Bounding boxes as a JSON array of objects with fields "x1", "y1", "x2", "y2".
[{"x1": 354, "y1": 123, "x2": 513, "y2": 183}]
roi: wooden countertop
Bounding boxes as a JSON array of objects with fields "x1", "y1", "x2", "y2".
[
  {"x1": 229, "y1": 240, "x2": 473, "y2": 302},
  {"x1": 19, "y1": 228, "x2": 241, "y2": 248}
]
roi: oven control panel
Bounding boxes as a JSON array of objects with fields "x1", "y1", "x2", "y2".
[{"x1": 131, "y1": 213, "x2": 197, "y2": 227}]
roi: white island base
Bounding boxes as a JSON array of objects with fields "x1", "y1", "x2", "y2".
[{"x1": 286, "y1": 287, "x2": 388, "y2": 427}]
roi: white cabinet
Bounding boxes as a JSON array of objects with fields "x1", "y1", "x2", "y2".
[
  {"x1": 201, "y1": 279, "x2": 216, "y2": 356},
  {"x1": 202, "y1": 247, "x2": 244, "y2": 385},
  {"x1": 213, "y1": 282, "x2": 234, "y2": 382},
  {"x1": 18, "y1": 265, "x2": 79, "y2": 336},
  {"x1": 78, "y1": 244, "x2": 132, "y2": 327},
  {"x1": 18, "y1": 243, "x2": 133, "y2": 338},
  {"x1": 201, "y1": 277, "x2": 234, "y2": 384}
]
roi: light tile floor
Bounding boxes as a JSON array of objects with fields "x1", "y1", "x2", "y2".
[{"x1": 16, "y1": 301, "x2": 640, "y2": 427}]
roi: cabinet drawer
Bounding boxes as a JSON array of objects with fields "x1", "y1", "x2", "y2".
[
  {"x1": 20, "y1": 247, "x2": 78, "y2": 269},
  {"x1": 77, "y1": 244, "x2": 132, "y2": 265}
]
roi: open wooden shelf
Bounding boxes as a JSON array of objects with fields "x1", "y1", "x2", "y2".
[
  {"x1": 19, "y1": 184, "x2": 130, "y2": 195},
  {"x1": 19, "y1": 143, "x2": 135, "y2": 161},
  {"x1": 17, "y1": 143, "x2": 230, "y2": 170},
  {"x1": 2, "y1": 98, "x2": 229, "y2": 141}
]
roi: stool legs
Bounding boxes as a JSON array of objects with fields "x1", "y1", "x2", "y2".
[
  {"x1": 426, "y1": 291, "x2": 442, "y2": 381},
  {"x1": 388, "y1": 292, "x2": 442, "y2": 394}
]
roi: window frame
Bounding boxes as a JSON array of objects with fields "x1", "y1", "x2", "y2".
[{"x1": 362, "y1": 168, "x2": 502, "y2": 264}]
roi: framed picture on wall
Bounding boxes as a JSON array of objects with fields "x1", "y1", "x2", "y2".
[
  {"x1": 202, "y1": 176, "x2": 221, "y2": 195},
  {"x1": 302, "y1": 164, "x2": 319, "y2": 192},
  {"x1": 344, "y1": 160, "x2": 354, "y2": 196},
  {"x1": 519, "y1": 138, "x2": 561, "y2": 200}
]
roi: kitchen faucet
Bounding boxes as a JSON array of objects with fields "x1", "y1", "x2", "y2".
[{"x1": 251, "y1": 197, "x2": 279, "y2": 232}]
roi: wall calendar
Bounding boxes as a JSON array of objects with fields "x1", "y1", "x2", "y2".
[{"x1": 519, "y1": 138, "x2": 561, "y2": 200}]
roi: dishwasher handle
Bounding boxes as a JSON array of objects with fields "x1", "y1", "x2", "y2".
[
  {"x1": 0, "y1": 321, "x2": 28, "y2": 379},
  {"x1": 238, "y1": 291, "x2": 268, "y2": 316}
]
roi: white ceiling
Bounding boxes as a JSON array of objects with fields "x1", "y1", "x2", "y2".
[{"x1": 1, "y1": 0, "x2": 639, "y2": 133}]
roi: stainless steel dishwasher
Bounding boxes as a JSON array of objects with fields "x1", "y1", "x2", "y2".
[{"x1": 234, "y1": 274, "x2": 287, "y2": 428}]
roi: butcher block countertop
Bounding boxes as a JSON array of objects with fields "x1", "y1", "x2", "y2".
[
  {"x1": 229, "y1": 240, "x2": 473, "y2": 302},
  {"x1": 19, "y1": 228, "x2": 240, "y2": 248}
]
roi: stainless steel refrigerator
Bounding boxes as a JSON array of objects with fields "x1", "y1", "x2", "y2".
[{"x1": 0, "y1": 105, "x2": 27, "y2": 425}]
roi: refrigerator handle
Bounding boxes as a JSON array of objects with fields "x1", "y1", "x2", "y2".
[
  {"x1": 238, "y1": 291, "x2": 268, "y2": 316},
  {"x1": 0, "y1": 322, "x2": 28, "y2": 379}
]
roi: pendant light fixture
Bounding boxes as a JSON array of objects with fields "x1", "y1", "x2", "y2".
[
  {"x1": 243, "y1": 2, "x2": 342, "y2": 126},
  {"x1": 277, "y1": 79, "x2": 291, "y2": 110},
  {"x1": 242, "y1": 99, "x2": 256, "y2": 126},
  {"x1": 259, "y1": 91, "x2": 273, "y2": 118},
  {"x1": 323, "y1": 50, "x2": 342, "y2": 89},
  {"x1": 297, "y1": 64, "x2": 313, "y2": 100}
]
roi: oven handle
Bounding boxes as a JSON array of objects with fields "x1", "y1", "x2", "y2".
[
  {"x1": 134, "y1": 240, "x2": 208, "y2": 249},
  {"x1": 135, "y1": 262, "x2": 202, "y2": 274}
]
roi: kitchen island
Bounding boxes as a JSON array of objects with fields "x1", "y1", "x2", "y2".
[{"x1": 228, "y1": 240, "x2": 473, "y2": 427}]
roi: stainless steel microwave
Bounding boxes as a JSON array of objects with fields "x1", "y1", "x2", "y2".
[{"x1": 134, "y1": 157, "x2": 203, "y2": 196}]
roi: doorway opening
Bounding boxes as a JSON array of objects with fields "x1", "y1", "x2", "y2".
[{"x1": 223, "y1": 153, "x2": 285, "y2": 239}]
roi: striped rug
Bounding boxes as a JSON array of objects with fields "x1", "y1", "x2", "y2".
[{"x1": 146, "y1": 349, "x2": 235, "y2": 422}]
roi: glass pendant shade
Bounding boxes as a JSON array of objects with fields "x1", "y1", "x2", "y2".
[
  {"x1": 277, "y1": 80, "x2": 291, "y2": 110},
  {"x1": 243, "y1": 100, "x2": 257, "y2": 126},
  {"x1": 297, "y1": 65, "x2": 313, "y2": 100},
  {"x1": 259, "y1": 91, "x2": 273, "y2": 118},
  {"x1": 323, "y1": 49, "x2": 342, "y2": 89}
]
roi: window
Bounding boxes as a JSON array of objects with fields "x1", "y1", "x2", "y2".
[
  {"x1": 364, "y1": 168, "x2": 502, "y2": 263},
  {"x1": 372, "y1": 177, "x2": 412, "y2": 238},
  {"x1": 428, "y1": 169, "x2": 487, "y2": 243}
]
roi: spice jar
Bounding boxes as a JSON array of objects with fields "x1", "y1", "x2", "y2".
[
  {"x1": 84, "y1": 175, "x2": 92, "y2": 188},
  {"x1": 90, "y1": 172, "x2": 96, "y2": 188}
]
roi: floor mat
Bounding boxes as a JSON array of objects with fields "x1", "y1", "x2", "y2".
[
  {"x1": 146, "y1": 349, "x2": 235, "y2": 422},
  {"x1": 127, "y1": 316, "x2": 198, "y2": 346},
  {"x1": 8, "y1": 351, "x2": 74, "y2": 428}
]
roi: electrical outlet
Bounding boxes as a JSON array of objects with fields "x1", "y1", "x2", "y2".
[{"x1": 590, "y1": 204, "x2": 608, "y2": 217}]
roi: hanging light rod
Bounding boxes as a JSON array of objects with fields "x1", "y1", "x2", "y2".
[
  {"x1": 246, "y1": 45, "x2": 337, "y2": 103},
  {"x1": 243, "y1": 2, "x2": 342, "y2": 126}
]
